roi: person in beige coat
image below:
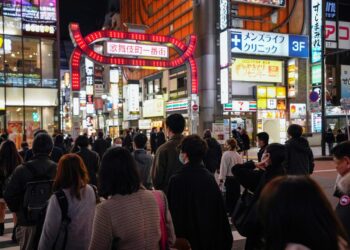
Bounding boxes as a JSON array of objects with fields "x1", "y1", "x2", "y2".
[{"x1": 89, "y1": 147, "x2": 176, "y2": 250}]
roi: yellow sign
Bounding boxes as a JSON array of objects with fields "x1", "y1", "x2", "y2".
[
  {"x1": 257, "y1": 86, "x2": 267, "y2": 98},
  {"x1": 257, "y1": 99, "x2": 267, "y2": 109},
  {"x1": 276, "y1": 87, "x2": 286, "y2": 98},
  {"x1": 267, "y1": 87, "x2": 276, "y2": 98},
  {"x1": 232, "y1": 59, "x2": 283, "y2": 83}
]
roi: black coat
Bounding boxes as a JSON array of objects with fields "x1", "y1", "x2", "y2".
[
  {"x1": 334, "y1": 173, "x2": 350, "y2": 239},
  {"x1": 157, "y1": 131, "x2": 166, "y2": 148},
  {"x1": 257, "y1": 144, "x2": 267, "y2": 162},
  {"x1": 336, "y1": 133, "x2": 347, "y2": 143},
  {"x1": 150, "y1": 132, "x2": 157, "y2": 151},
  {"x1": 284, "y1": 137, "x2": 314, "y2": 175},
  {"x1": 232, "y1": 161, "x2": 286, "y2": 250},
  {"x1": 4, "y1": 155, "x2": 57, "y2": 226},
  {"x1": 77, "y1": 147, "x2": 100, "y2": 186},
  {"x1": 203, "y1": 137, "x2": 222, "y2": 173},
  {"x1": 241, "y1": 133, "x2": 250, "y2": 151},
  {"x1": 24, "y1": 146, "x2": 63, "y2": 163},
  {"x1": 167, "y1": 163, "x2": 233, "y2": 250},
  {"x1": 92, "y1": 138, "x2": 108, "y2": 159},
  {"x1": 123, "y1": 134, "x2": 133, "y2": 152},
  {"x1": 325, "y1": 132, "x2": 335, "y2": 144}
]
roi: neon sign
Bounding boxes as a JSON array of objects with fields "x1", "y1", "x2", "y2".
[
  {"x1": 106, "y1": 42, "x2": 169, "y2": 58},
  {"x1": 69, "y1": 23, "x2": 198, "y2": 94}
]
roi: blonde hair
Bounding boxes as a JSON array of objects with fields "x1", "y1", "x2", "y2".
[{"x1": 226, "y1": 138, "x2": 238, "y2": 150}]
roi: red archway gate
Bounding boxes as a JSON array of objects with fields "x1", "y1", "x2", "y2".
[{"x1": 69, "y1": 23, "x2": 198, "y2": 95}]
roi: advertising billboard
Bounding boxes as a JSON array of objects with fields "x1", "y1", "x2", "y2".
[
  {"x1": 232, "y1": 59, "x2": 283, "y2": 83},
  {"x1": 232, "y1": 0, "x2": 285, "y2": 8}
]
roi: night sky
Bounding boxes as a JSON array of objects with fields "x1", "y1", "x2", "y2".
[{"x1": 59, "y1": 0, "x2": 114, "y2": 40}]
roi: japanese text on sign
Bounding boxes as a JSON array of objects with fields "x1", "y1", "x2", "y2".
[
  {"x1": 311, "y1": 0, "x2": 323, "y2": 63},
  {"x1": 231, "y1": 29, "x2": 309, "y2": 58},
  {"x1": 106, "y1": 42, "x2": 169, "y2": 58}
]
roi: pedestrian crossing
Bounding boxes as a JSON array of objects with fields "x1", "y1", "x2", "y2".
[{"x1": 0, "y1": 212, "x2": 246, "y2": 250}]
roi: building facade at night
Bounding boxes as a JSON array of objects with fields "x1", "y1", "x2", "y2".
[{"x1": 0, "y1": 0, "x2": 59, "y2": 148}]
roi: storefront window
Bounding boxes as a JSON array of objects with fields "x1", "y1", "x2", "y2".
[
  {"x1": 6, "y1": 87, "x2": 23, "y2": 105},
  {"x1": 4, "y1": 36, "x2": 23, "y2": 87},
  {"x1": 3, "y1": 16, "x2": 22, "y2": 35},
  {"x1": 3, "y1": 0, "x2": 21, "y2": 18},
  {"x1": 41, "y1": 39, "x2": 57, "y2": 87},
  {"x1": 23, "y1": 38, "x2": 41, "y2": 87},
  {"x1": 25, "y1": 107, "x2": 41, "y2": 147},
  {"x1": 6, "y1": 106, "x2": 23, "y2": 149},
  {"x1": 43, "y1": 107, "x2": 55, "y2": 135}
]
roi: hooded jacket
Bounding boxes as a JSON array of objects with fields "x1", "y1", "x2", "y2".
[
  {"x1": 335, "y1": 172, "x2": 350, "y2": 238},
  {"x1": 203, "y1": 137, "x2": 222, "y2": 173},
  {"x1": 284, "y1": 137, "x2": 314, "y2": 175},
  {"x1": 132, "y1": 149, "x2": 153, "y2": 189}
]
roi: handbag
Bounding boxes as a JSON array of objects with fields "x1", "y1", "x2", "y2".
[
  {"x1": 152, "y1": 191, "x2": 169, "y2": 250},
  {"x1": 231, "y1": 189, "x2": 258, "y2": 237}
]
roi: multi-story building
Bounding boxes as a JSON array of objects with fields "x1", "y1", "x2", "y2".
[{"x1": 0, "y1": 0, "x2": 59, "y2": 148}]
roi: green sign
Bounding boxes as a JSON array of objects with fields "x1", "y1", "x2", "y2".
[{"x1": 312, "y1": 64, "x2": 322, "y2": 86}]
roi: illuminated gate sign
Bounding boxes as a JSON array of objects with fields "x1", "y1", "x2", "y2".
[
  {"x1": 106, "y1": 42, "x2": 169, "y2": 58},
  {"x1": 69, "y1": 23, "x2": 198, "y2": 94}
]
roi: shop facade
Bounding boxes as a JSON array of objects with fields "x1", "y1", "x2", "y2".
[
  {"x1": 0, "y1": 0, "x2": 59, "y2": 148},
  {"x1": 220, "y1": 28, "x2": 309, "y2": 144}
]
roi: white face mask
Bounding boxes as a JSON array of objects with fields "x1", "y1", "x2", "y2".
[
  {"x1": 115, "y1": 144, "x2": 122, "y2": 147},
  {"x1": 179, "y1": 152, "x2": 187, "y2": 165}
]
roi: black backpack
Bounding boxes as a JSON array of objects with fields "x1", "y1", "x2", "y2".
[
  {"x1": 52, "y1": 190, "x2": 71, "y2": 250},
  {"x1": 23, "y1": 164, "x2": 54, "y2": 224}
]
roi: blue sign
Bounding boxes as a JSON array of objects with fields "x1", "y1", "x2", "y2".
[
  {"x1": 289, "y1": 35, "x2": 309, "y2": 58},
  {"x1": 231, "y1": 29, "x2": 309, "y2": 58}
]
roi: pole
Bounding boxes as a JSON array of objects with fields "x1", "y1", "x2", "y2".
[
  {"x1": 321, "y1": 0, "x2": 326, "y2": 156},
  {"x1": 346, "y1": 109, "x2": 350, "y2": 140}
]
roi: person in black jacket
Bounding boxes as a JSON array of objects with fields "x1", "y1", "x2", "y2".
[
  {"x1": 203, "y1": 129, "x2": 222, "y2": 174},
  {"x1": 284, "y1": 124, "x2": 314, "y2": 175},
  {"x1": 157, "y1": 127, "x2": 166, "y2": 148},
  {"x1": 168, "y1": 135, "x2": 233, "y2": 250},
  {"x1": 150, "y1": 127, "x2": 158, "y2": 155},
  {"x1": 4, "y1": 133, "x2": 57, "y2": 250},
  {"x1": 240, "y1": 128, "x2": 250, "y2": 160},
  {"x1": 332, "y1": 142, "x2": 350, "y2": 239},
  {"x1": 336, "y1": 129, "x2": 347, "y2": 144},
  {"x1": 24, "y1": 130, "x2": 63, "y2": 163},
  {"x1": 92, "y1": 131, "x2": 108, "y2": 159},
  {"x1": 122, "y1": 129, "x2": 133, "y2": 152},
  {"x1": 76, "y1": 135, "x2": 100, "y2": 186},
  {"x1": 256, "y1": 132, "x2": 269, "y2": 162},
  {"x1": 232, "y1": 143, "x2": 286, "y2": 250},
  {"x1": 325, "y1": 128, "x2": 335, "y2": 156},
  {"x1": 54, "y1": 134, "x2": 67, "y2": 154}
]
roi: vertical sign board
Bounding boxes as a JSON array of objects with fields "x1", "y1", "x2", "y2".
[
  {"x1": 311, "y1": 0, "x2": 323, "y2": 64},
  {"x1": 341, "y1": 65, "x2": 350, "y2": 99}
]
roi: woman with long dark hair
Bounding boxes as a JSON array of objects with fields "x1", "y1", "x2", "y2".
[
  {"x1": 38, "y1": 154, "x2": 96, "y2": 250},
  {"x1": 0, "y1": 140, "x2": 22, "y2": 238},
  {"x1": 89, "y1": 147, "x2": 176, "y2": 250},
  {"x1": 259, "y1": 176, "x2": 349, "y2": 250}
]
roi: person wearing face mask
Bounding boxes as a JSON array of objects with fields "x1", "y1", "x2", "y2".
[
  {"x1": 231, "y1": 143, "x2": 286, "y2": 250},
  {"x1": 151, "y1": 114, "x2": 185, "y2": 193},
  {"x1": 167, "y1": 135, "x2": 233, "y2": 250},
  {"x1": 113, "y1": 137, "x2": 123, "y2": 147},
  {"x1": 219, "y1": 138, "x2": 243, "y2": 214}
]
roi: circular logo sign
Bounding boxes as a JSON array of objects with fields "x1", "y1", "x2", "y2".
[
  {"x1": 192, "y1": 104, "x2": 199, "y2": 112},
  {"x1": 340, "y1": 195, "x2": 350, "y2": 206},
  {"x1": 309, "y1": 91, "x2": 319, "y2": 103}
]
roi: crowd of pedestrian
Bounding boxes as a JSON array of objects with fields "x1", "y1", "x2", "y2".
[{"x1": 0, "y1": 114, "x2": 347, "y2": 250}]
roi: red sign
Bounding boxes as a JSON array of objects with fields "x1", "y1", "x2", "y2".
[
  {"x1": 192, "y1": 104, "x2": 199, "y2": 112},
  {"x1": 69, "y1": 23, "x2": 198, "y2": 94}
]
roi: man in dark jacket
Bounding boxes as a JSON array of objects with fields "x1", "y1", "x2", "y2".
[
  {"x1": 132, "y1": 133, "x2": 153, "y2": 189},
  {"x1": 157, "y1": 127, "x2": 166, "y2": 148},
  {"x1": 152, "y1": 114, "x2": 185, "y2": 193},
  {"x1": 168, "y1": 135, "x2": 233, "y2": 250},
  {"x1": 257, "y1": 132, "x2": 269, "y2": 162},
  {"x1": 325, "y1": 128, "x2": 335, "y2": 156},
  {"x1": 150, "y1": 127, "x2": 158, "y2": 154},
  {"x1": 123, "y1": 129, "x2": 133, "y2": 152},
  {"x1": 332, "y1": 142, "x2": 350, "y2": 238},
  {"x1": 76, "y1": 135, "x2": 100, "y2": 186},
  {"x1": 203, "y1": 129, "x2": 222, "y2": 173},
  {"x1": 4, "y1": 133, "x2": 57, "y2": 250},
  {"x1": 24, "y1": 130, "x2": 63, "y2": 163},
  {"x1": 92, "y1": 131, "x2": 108, "y2": 159},
  {"x1": 284, "y1": 124, "x2": 314, "y2": 175}
]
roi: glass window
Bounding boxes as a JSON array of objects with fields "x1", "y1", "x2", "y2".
[
  {"x1": 178, "y1": 77, "x2": 186, "y2": 89},
  {"x1": 43, "y1": 107, "x2": 55, "y2": 135},
  {"x1": 3, "y1": 0, "x2": 21, "y2": 18},
  {"x1": 40, "y1": 0, "x2": 56, "y2": 21},
  {"x1": 6, "y1": 87, "x2": 24, "y2": 105},
  {"x1": 154, "y1": 79, "x2": 161, "y2": 93},
  {"x1": 41, "y1": 39, "x2": 57, "y2": 87},
  {"x1": 148, "y1": 81, "x2": 154, "y2": 94},
  {"x1": 3, "y1": 16, "x2": 22, "y2": 35},
  {"x1": 23, "y1": 38, "x2": 41, "y2": 87},
  {"x1": 4, "y1": 36, "x2": 23, "y2": 87},
  {"x1": 6, "y1": 106, "x2": 23, "y2": 149},
  {"x1": 25, "y1": 107, "x2": 41, "y2": 147},
  {"x1": 25, "y1": 88, "x2": 57, "y2": 106}
]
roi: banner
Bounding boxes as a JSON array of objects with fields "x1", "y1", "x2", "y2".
[
  {"x1": 232, "y1": 59, "x2": 283, "y2": 83},
  {"x1": 341, "y1": 65, "x2": 350, "y2": 99}
]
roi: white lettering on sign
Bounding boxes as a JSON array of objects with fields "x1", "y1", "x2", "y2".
[{"x1": 106, "y1": 42, "x2": 169, "y2": 58}]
